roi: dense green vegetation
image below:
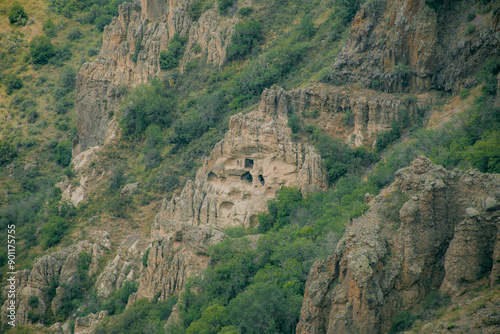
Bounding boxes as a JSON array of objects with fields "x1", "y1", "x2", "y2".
[
  {"x1": 0, "y1": 0, "x2": 499, "y2": 332},
  {"x1": 8, "y1": 2, "x2": 28, "y2": 26}
]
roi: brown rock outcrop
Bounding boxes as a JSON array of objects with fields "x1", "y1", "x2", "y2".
[
  {"x1": 1, "y1": 236, "x2": 109, "y2": 326},
  {"x1": 297, "y1": 157, "x2": 500, "y2": 334},
  {"x1": 249, "y1": 84, "x2": 428, "y2": 147},
  {"x1": 331, "y1": 0, "x2": 500, "y2": 93}
]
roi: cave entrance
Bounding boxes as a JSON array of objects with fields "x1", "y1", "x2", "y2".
[
  {"x1": 207, "y1": 172, "x2": 218, "y2": 181},
  {"x1": 245, "y1": 158, "x2": 254, "y2": 169},
  {"x1": 241, "y1": 172, "x2": 253, "y2": 183},
  {"x1": 258, "y1": 175, "x2": 265, "y2": 186}
]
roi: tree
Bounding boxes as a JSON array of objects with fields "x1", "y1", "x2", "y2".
[
  {"x1": 9, "y1": 2, "x2": 28, "y2": 26},
  {"x1": 227, "y1": 282, "x2": 302, "y2": 334},
  {"x1": 0, "y1": 140, "x2": 17, "y2": 166},
  {"x1": 226, "y1": 21, "x2": 263, "y2": 61},
  {"x1": 54, "y1": 141, "x2": 72, "y2": 167},
  {"x1": 186, "y1": 304, "x2": 229, "y2": 334},
  {"x1": 42, "y1": 18, "x2": 57, "y2": 37},
  {"x1": 4, "y1": 73, "x2": 23, "y2": 94},
  {"x1": 30, "y1": 36, "x2": 55, "y2": 65},
  {"x1": 41, "y1": 216, "x2": 67, "y2": 248},
  {"x1": 300, "y1": 16, "x2": 316, "y2": 38}
]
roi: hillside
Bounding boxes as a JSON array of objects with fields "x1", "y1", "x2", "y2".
[{"x1": 0, "y1": 0, "x2": 499, "y2": 333}]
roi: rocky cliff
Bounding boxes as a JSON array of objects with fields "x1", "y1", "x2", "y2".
[
  {"x1": 332, "y1": 0, "x2": 500, "y2": 93},
  {"x1": 73, "y1": 0, "x2": 238, "y2": 154},
  {"x1": 297, "y1": 156, "x2": 500, "y2": 333},
  {"x1": 132, "y1": 85, "x2": 328, "y2": 301},
  {"x1": 1, "y1": 233, "x2": 110, "y2": 326},
  {"x1": 249, "y1": 84, "x2": 430, "y2": 147}
]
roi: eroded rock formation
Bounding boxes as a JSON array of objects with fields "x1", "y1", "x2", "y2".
[
  {"x1": 133, "y1": 85, "x2": 328, "y2": 300},
  {"x1": 1, "y1": 234, "x2": 110, "y2": 326},
  {"x1": 332, "y1": 0, "x2": 500, "y2": 93},
  {"x1": 297, "y1": 157, "x2": 500, "y2": 334}
]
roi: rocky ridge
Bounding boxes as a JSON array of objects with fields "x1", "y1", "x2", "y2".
[{"x1": 297, "y1": 156, "x2": 500, "y2": 333}]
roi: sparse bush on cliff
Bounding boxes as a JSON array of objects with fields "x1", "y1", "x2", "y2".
[
  {"x1": 43, "y1": 18, "x2": 57, "y2": 37},
  {"x1": 159, "y1": 34, "x2": 186, "y2": 70},
  {"x1": 54, "y1": 141, "x2": 72, "y2": 167},
  {"x1": 226, "y1": 21, "x2": 263, "y2": 61},
  {"x1": 30, "y1": 36, "x2": 56, "y2": 65},
  {"x1": 119, "y1": 79, "x2": 176, "y2": 139},
  {"x1": 3, "y1": 73, "x2": 23, "y2": 94},
  {"x1": 219, "y1": 0, "x2": 236, "y2": 14},
  {"x1": 8, "y1": 2, "x2": 28, "y2": 26},
  {"x1": 0, "y1": 140, "x2": 17, "y2": 166}
]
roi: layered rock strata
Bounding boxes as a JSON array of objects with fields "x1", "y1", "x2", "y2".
[{"x1": 297, "y1": 156, "x2": 500, "y2": 333}]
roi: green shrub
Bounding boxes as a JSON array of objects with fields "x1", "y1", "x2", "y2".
[
  {"x1": 288, "y1": 114, "x2": 301, "y2": 133},
  {"x1": 95, "y1": 15, "x2": 113, "y2": 32},
  {"x1": 390, "y1": 311, "x2": 417, "y2": 333},
  {"x1": 8, "y1": 2, "x2": 28, "y2": 26},
  {"x1": 130, "y1": 36, "x2": 142, "y2": 63},
  {"x1": 42, "y1": 18, "x2": 57, "y2": 38},
  {"x1": 49, "y1": 44, "x2": 73, "y2": 66},
  {"x1": 375, "y1": 121, "x2": 401, "y2": 152},
  {"x1": 41, "y1": 216, "x2": 68, "y2": 248},
  {"x1": 459, "y1": 88, "x2": 470, "y2": 100},
  {"x1": 4, "y1": 73, "x2": 23, "y2": 94},
  {"x1": 336, "y1": 0, "x2": 363, "y2": 24},
  {"x1": 342, "y1": 109, "x2": 354, "y2": 126},
  {"x1": 170, "y1": 111, "x2": 208, "y2": 147},
  {"x1": 28, "y1": 296, "x2": 40, "y2": 308},
  {"x1": 142, "y1": 249, "x2": 150, "y2": 267},
  {"x1": 188, "y1": 0, "x2": 208, "y2": 21},
  {"x1": 30, "y1": 36, "x2": 55, "y2": 65},
  {"x1": 239, "y1": 7, "x2": 254, "y2": 16},
  {"x1": 219, "y1": 0, "x2": 236, "y2": 14},
  {"x1": 476, "y1": 57, "x2": 500, "y2": 96},
  {"x1": 67, "y1": 28, "x2": 83, "y2": 41},
  {"x1": 300, "y1": 16, "x2": 316, "y2": 38},
  {"x1": 54, "y1": 96, "x2": 74, "y2": 114},
  {"x1": 95, "y1": 297, "x2": 178, "y2": 334},
  {"x1": 226, "y1": 21, "x2": 263, "y2": 61},
  {"x1": 159, "y1": 34, "x2": 185, "y2": 70},
  {"x1": 58, "y1": 66, "x2": 77, "y2": 91},
  {"x1": 109, "y1": 166, "x2": 126, "y2": 193},
  {"x1": 120, "y1": 80, "x2": 176, "y2": 139},
  {"x1": 466, "y1": 130, "x2": 500, "y2": 173},
  {"x1": 54, "y1": 141, "x2": 72, "y2": 167},
  {"x1": 466, "y1": 23, "x2": 476, "y2": 35},
  {"x1": 102, "y1": 281, "x2": 139, "y2": 315}
]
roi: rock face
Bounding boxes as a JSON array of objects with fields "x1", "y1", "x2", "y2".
[
  {"x1": 94, "y1": 233, "x2": 147, "y2": 298},
  {"x1": 132, "y1": 85, "x2": 328, "y2": 300},
  {"x1": 250, "y1": 84, "x2": 428, "y2": 147},
  {"x1": 296, "y1": 157, "x2": 500, "y2": 334},
  {"x1": 74, "y1": 0, "x2": 238, "y2": 154},
  {"x1": 1, "y1": 235, "x2": 109, "y2": 326},
  {"x1": 332, "y1": 0, "x2": 500, "y2": 93}
]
